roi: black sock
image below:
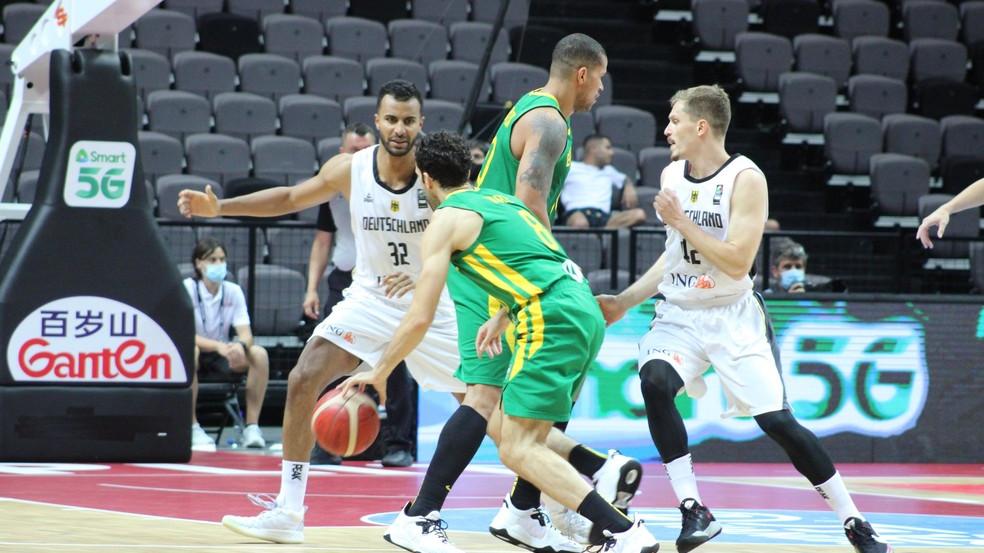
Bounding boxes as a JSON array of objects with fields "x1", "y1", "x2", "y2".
[
  {"x1": 407, "y1": 405, "x2": 487, "y2": 517},
  {"x1": 509, "y1": 477, "x2": 542, "y2": 510},
  {"x1": 553, "y1": 419, "x2": 569, "y2": 432},
  {"x1": 509, "y1": 476, "x2": 540, "y2": 511},
  {"x1": 569, "y1": 444, "x2": 608, "y2": 478},
  {"x1": 578, "y1": 490, "x2": 632, "y2": 536}
]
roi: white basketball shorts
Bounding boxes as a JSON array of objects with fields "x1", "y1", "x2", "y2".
[
  {"x1": 638, "y1": 291, "x2": 787, "y2": 418},
  {"x1": 311, "y1": 284, "x2": 465, "y2": 393}
]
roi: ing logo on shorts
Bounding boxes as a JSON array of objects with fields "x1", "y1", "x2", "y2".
[{"x1": 328, "y1": 325, "x2": 356, "y2": 344}]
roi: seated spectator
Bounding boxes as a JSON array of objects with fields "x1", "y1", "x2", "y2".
[
  {"x1": 185, "y1": 237, "x2": 270, "y2": 451},
  {"x1": 766, "y1": 237, "x2": 809, "y2": 293},
  {"x1": 561, "y1": 134, "x2": 646, "y2": 228},
  {"x1": 467, "y1": 139, "x2": 489, "y2": 184}
]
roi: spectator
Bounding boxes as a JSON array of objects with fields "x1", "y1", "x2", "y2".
[
  {"x1": 561, "y1": 134, "x2": 646, "y2": 228},
  {"x1": 767, "y1": 237, "x2": 809, "y2": 293},
  {"x1": 185, "y1": 237, "x2": 270, "y2": 451},
  {"x1": 303, "y1": 123, "x2": 416, "y2": 468},
  {"x1": 467, "y1": 139, "x2": 489, "y2": 184}
]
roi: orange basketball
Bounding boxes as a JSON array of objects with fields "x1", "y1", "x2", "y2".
[{"x1": 311, "y1": 388, "x2": 381, "y2": 457}]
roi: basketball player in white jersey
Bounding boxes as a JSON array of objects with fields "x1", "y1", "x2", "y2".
[
  {"x1": 597, "y1": 85, "x2": 892, "y2": 553},
  {"x1": 177, "y1": 80, "x2": 466, "y2": 545}
]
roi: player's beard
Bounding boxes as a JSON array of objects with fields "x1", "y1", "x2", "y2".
[{"x1": 380, "y1": 134, "x2": 416, "y2": 157}]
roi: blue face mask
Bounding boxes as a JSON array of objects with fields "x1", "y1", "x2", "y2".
[
  {"x1": 204, "y1": 262, "x2": 227, "y2": 283},
  {"x1": 780, "y1": 268, "x2": 805, "y2": 290}
]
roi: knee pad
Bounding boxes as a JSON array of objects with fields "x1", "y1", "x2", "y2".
[{"x1": 639, "y1": 360, "x2": 684, "y2": 402}]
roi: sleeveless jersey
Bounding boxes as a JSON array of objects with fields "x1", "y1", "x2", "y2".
[
  {"x1": 659, "y1": 155, "x2": 764, "y2": 309},
  {"x1": 475, "y1": 89, "x2": 573, "y2": 219},
  {"x1": 348, "y1": 146, "x2": 433, "y2": 297},
  {"x1": 441, "y1": 188, "x2": 583, "y2": 313}
]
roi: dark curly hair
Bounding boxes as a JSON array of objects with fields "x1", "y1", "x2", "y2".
[{"x1": 415, "y1": 131, "x2": 471, "y2": 189}]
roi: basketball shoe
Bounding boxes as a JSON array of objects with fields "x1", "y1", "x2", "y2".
[
  {"x1": 384, "y1": 501, "x2": 464, "y2": 553},
  {"x1": 675, "y1": 498, "x2": 721, "y2": 552},
  {"x1": 593, "y1": 450, "x2": 643, "y2": 512},
  {"x1": 241, "y1": 424, "x2": 266, "y2": 448},
  {"x1": 221, "y1": 493, "x2": 304, "y2": 544},
  {"x1": 489, "y1": 496, "x2": 582, "y2": 553},
  {"x1": 543, "y1": 494, "x2": 592, "y2": 544},
  {"x1": 590, "y1": 519, "x2": 661, "y2": 552},
  {"x1": 844, "y1": 517, "x2": 893, "y2": 553},
  {"x1": 588, "y1": 450, "x2": 644, "y2": 544}
]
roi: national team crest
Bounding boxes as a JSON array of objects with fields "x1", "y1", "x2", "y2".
[
  {"x1": 390, "y1": 199, "x2": 400, "y2": 212},
  {"x1": 690, "y1": 190, "x2": 699, "y2": 203},
  {"x1": 713, "y1": 184, "x2": 723, "y2": 206}
]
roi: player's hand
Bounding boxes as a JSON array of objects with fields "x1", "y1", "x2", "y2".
[
  {"x1": 916, "y1": 207, "x2": 950, "y2": 249},
  {"x1": 177, "y1": 185, "x2": 220, "y2": 218},
  {"x1": 303, "y1": 290, "x2": 320, "y2": 319},
  {"x1": 654, "y1": 189, "x2": 685, "y2": 228},
  {"x1": 383, "y1": 272, "x2": 415, "y2": 298},
  {"x1": 340, "y1": 370, "x2": 389, "y2": 406},
  {"x1": 596, "y1": 294, "x2": 628, "y2": 326},
  {"x1": 476, "y1": 310, "x2": 509, "y2": 358}
]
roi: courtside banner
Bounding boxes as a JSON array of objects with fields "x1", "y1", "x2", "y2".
[{"x1": 419, "y1": 297, "x2": 983, "y2": 462}]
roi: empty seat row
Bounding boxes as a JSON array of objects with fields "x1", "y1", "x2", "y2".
[
  {"x1": 737, "y1": 32, "x2": 972, "y2": 92},
  {"x1": 824, "y1": 113, "x2": 984, "y2": 180},
  {"x1": 160, "y1": 0, "x2": 530, "y2": 29},
  {"x1": 130, "y1": 9, "x2": 511, "y2": 66}
]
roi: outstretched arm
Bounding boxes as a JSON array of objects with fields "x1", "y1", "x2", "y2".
[
  {"x1": 511, "y1": 108, "x2": 569, "y2": 228},
  {"x1": 178, "y1": 154, "x2": 352, "y2": 219},
  {"x1": 917, "y1": 177, "x2": 984, "y2": 249}
]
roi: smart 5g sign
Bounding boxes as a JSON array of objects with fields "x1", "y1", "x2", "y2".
[{"x1": 63, "y1": 140, "x2": 135, "y2": 208}]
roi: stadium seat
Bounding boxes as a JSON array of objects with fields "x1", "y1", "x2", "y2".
[
  {"x1": 343, "y1": 96, "x2": 378, "y2": 128},
  {"x1": 138, "y1": 131, "x2": 184, "y2": 186},
  {"x1": 302, "y1": 56, "x2": 365, "y2": 103},
  {"x1": 290, "y1": 0, "x2": 347, "y2": 22},
  {"x1": 903, "y1": 0, "x2": 959, "y2": 42},
  {"x1": 324, "y1": 17, "x2": 388, "y2": 64},
  {"x1": 126, "y1": 48, "x2": 172, "y2": 103},
  {"x1": 236, "y1": 264, "x2": 307, "y2": 335},
  {"x1": 212, "y1": 92, "x2": 278, "y2": 142},
  {"x1": 197, "y1": 13, "x2": 263, "y2": 61},
  {"x1": 595, "y1": 105, "x2": 657, "y2": 154},
  {"x1": 793, "y1": 34, "x2": 851, "y2": 89},
  {"x1": 163, "y1": 0, "x2": 223, "y2": 21},
  {"x1": 471, "y1": 0, "x2": 531, "y2": 30},
  {"x1": 279, "y1": 94, "x2": 343, "y2": 145},
  {"x1": 940, "y1": 115, "x2": 984, "y2": 159},
  {"x1": 847, "y1": 75, "x2": 907, "y2": 120},
  {"x1": 909, "y1": 38, "x2": 967, "y2": 84},
  {"x1": 147, "y1": 90, "x2": 212, "y2": 142},
  {"x1": 734, "y1": 32, "x2": 794, "y2": 91},
  {"x1": 638, "y1": 147, "x2": 671, "y2": 188},
  {"x1": 852, "y1": 37, "x2": 909, "y2": 81},
  {"x1": 869, "y1": 153, "x2": 930, "y2": 216},
  {"x1": 823, "y1": 112, "x2": 882, "y2": 174},
  {"x1": 882, "y1": 114, "x2": 941, "y2": 171},
  {"x1": 412, "y1": 0, "x2": 469, "y2": 26},
  {"x1": 228, "y1": 0, "x2": 283, "y2": 20},
  {"x1": 422, "y1": 99, "x2": 465, "y2": 133},
  {"x1": 133, "y1": 9, "x2": 197, "y2": 59},
  {"x1": 172, "y1": 51, "x2": 237, "y2": 101},
  {"x1": 490, "y1": 62, "x2": 549, "y2": 104},
  {"x1": 692, "y1": 0, "x2": 749, "y2": 51},
  {"x1": 184, "y1": 133, "x2": 252, "y2": 186},
  {"x1": 238, "y1": 53, "x2": 302, "y2": 102},
  {"x1": 778, "y1": 72, "x2": 837, "y2": 133},
  {"x1": 251, "y1": 135, "x2": 319, "y2": 185},
  {"x1": 262, "y1": 14, "x2": 325, "y2": 63},
  {"x1": 366, "y1": 58, "x2": 428, "y2": 96},
  {"x1": 833, "y1": 0, "x2": 889, "y2": 42},
  {"x1": 388, "y1": 19, "x2": 449, "y2": 66},
  {"x1": 449, "y1": 22, "x2": 510, "y2": 65},
  {"x1": 429, "y1": 60, "x2": 487, "y2": 103}
]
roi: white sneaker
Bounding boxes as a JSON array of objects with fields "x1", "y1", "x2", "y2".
[
  {"x1": 543, "y1": 494, "x2": 592, "y2": 545},
  {"x1": 241, "y1": 424, "x2": 266, "y2": 448},
  {"x1": 593, "y1": 450, "x2": 643, "y2": 511},
  {"x1": 489, "y1": 496, "x2": 581, "y2": 553},
  {"x1": 597, "y1": 519, "x2": 661, "y2": 553},
  {"x1": 384, "y1": 501, "x2": 464, "y2": 553},
  {"x1": 191, "y1": 423, "x2": 216, "y2": 452},
  {"x1": 222, "y1": 494, "x2": 304, "y2": 544}
]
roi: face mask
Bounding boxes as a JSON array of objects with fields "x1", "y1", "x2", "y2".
[
  {"x1": 469, "y1": 163, "x2": 482, "y2": 182},
  {"x1": 204, "y1": 262, "x2": 227, "y2": 283},
  {"x1": 780, "y1": 268, "x2": 805, "y2": 290}
]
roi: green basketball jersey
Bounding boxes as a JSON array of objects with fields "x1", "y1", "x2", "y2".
[
  {"x1": 440, "y1": 188, "x2": 583, "y2": 313},
  {"x1": 475, "y1": 89, "x2": 573, "y2": 219}
]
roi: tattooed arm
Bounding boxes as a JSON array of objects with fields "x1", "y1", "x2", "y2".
[{"x1": 510, "y1": 108, "x2": 569, "y2": 228}]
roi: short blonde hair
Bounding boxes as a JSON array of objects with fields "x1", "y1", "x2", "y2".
[{"x1": 669, "y1": 85, "x2": 731, "y2": 137}]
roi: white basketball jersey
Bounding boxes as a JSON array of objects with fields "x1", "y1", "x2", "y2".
[
  {"x1": 348, "y1": 146, "x2": 433, "y2": 297},
  {"x1": 659, "y1": 155, "x2": 764, "y2": 308},
  {"x1": 328, "y1": 195, "x2": 355, "y2": 271}
]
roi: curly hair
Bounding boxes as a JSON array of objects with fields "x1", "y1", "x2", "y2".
[{"x1": 415, "y1": 131, "x2": 471, "y2": 188}]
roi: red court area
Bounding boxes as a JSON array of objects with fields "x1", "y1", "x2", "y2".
[{"x1": 0, "y1": 452, "x2": 981, "y2": 525}]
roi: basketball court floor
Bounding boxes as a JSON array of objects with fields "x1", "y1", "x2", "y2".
[{"x1": 0, "y1": 449, "x2": 981, "y2": 552}]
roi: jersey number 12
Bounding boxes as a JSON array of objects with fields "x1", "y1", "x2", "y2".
[{"x1": 681, "y1": 239, "x2": 701, "y2": 265}]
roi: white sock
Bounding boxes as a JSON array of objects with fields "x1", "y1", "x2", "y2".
[
  {"x1": 664, "y1": 454, "x2": 702, "y2": 504},
  {"x1": 815, "y1": 472, "x2": 862, "y2": 523},
  {"x1": 278, "y1": 460, "x2": 309, "y2": 514}
]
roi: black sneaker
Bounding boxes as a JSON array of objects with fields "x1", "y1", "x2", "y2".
[
  {"x1": 310, "y1": 444, "x2": 342, "y2": 465},
  {"x1": 381, "y1": 449, "x2": 414, "y2": 467},
  {"x1": 675, "y1": 498, "x2": 721, "y2": 553},
  {"x1": 844, "y1": 517, "x2": 892, "y2": 553}
]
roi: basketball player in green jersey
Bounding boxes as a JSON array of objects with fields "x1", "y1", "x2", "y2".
[{"x1": 341, "y1": 131, "x2": 660, "y2": 553}]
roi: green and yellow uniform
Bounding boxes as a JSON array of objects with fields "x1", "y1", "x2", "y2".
[
  {"x1": 449, "y1": 89, "x2": 574, "y2": 386},
  {"x1": 441, "y1": 188, "x2": 604, "y2": 421}
]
